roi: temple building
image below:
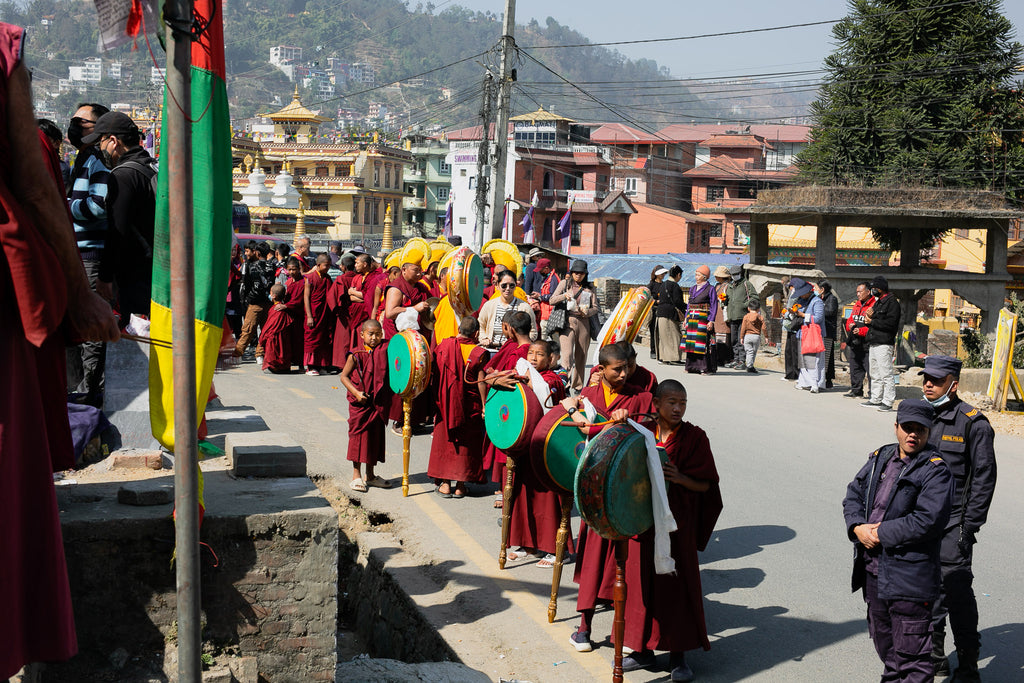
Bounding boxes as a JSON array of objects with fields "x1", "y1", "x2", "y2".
[{"x1": 232, "y1": 91, "x2": 412, "y2": 241}]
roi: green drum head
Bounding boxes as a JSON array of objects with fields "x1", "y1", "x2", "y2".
[
  {"x1": 465, "y1": 255, "x2": 485, "y2": 312},
  {"x1": 484, "y1": 386, "x2": 527, "y2": 450},
  {"x1": 605, "y1": 431, "x2": 653, "y2": 537},
  {"x1": 543, "y1": 413, "x2": 606, "y2": 496},
  {"x1": 387, "y1": 336, "x2": 412, "y2": 394}
]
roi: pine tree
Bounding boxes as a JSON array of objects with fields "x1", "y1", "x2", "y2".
[{"x1": 797, "y1": 0, "x2": 1024, "y2": 251}]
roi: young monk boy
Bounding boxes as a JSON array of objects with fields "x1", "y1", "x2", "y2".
[
  {"x1": 548, "y1": 340, "x2": 570, "y2": 393},
  {"x1": 338, "y1": 320, "x2": 393, "y2": 492},
  {"x1": 564, "y1": 342, "x2": 655, "y2": 652},
  {"x1": 427, "y1": 316, "x2": 490, "y2": 498},
  {"x1": 259, "y1": 284, "x2": 292, "y2": 374},
  {"x1": 621, "y1": 379, "x2": 723, "y2": 680},
  {"x1": 282, "y1": 257, "x2": 306, "y2": 371},
  {"x1": 587, "y1": 340, "x2": 658, "y2": 393},
  {"x1": 303, "y1": 253, "x2": 334, "y2": 375},
  {"x1": 506, "y1": 340, "x2": 571, "y2": 566}
]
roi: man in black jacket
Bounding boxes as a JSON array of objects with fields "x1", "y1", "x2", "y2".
[
  {"x1": 861, "y1": 275, "x2": 901, "y2": 412},
  {"x1": 233, "y1": 242, "x2": 276, "y2": 361},
  {"x1": 919, "y1": 356, "x2": 996, "y2": 681},
  {"x1": 83, "y1": 111, "x2": 157, "y2": 320},
  {"x1": 843, "y1": 399, "x2": 953, "y2": 683}
]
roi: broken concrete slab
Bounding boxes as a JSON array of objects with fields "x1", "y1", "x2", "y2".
[
  {"x1": 226, "y1": 432, "x2": 306, "y2": 478},
  {"x1": 117, "y1": 480, "x2": 174, "y2": 506}
]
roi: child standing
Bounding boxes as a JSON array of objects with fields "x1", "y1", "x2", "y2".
[
  {"x1": 259, "y1": 284, "x2": 292, "y2": 374},
  {"x1": 339, "y1": 320, "x2": 393, "y2": 492},
  {"x1": 621, "y1": 379, "x2": 723, "y2": 680},
  {"x1": 739, "y1": 301, "x2": 764, "y2": 373},
  {"x1": 548, "y1": 340, "x2": 570, "y2": 394}
]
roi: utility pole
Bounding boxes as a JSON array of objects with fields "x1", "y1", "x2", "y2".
[
  {"x1": 488, "y1": 0, "x2": 516, "y2": 242},
  {"x1": 473, "y1": 71, "x2": 494, "y2": 251},
  {"x1": 165, "y1": 0, "x2": 201, "y2": 679}
]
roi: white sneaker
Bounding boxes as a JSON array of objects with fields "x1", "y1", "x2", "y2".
[
  {"x1": 255, "y1": 355, "x2": 263, "y2": 366},
  {"x1": 810, "y1": 386, "x2": 819, "y2": 394}
]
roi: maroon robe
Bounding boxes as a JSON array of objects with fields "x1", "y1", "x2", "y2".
[
  {"x1": 345, "y1": 343, "x2": 392, "y2": 465},
  {"x1": 329, "y1": 271, "x2": 355, "y2": 367},
  {"x1": 481, "y1": 340, "x2": 531, "y2": 484},
  {"x1": 259, "y1": 303, "x2": 292, "y2": 373},
  {"x1": 587, "y1": 362, "x2": 659, "y2": 394},
  {"x1": 507, "y1": 370, "x2": 572, "y2": 554},
  {"x1": 572, "y1": 382, "x2": 654, "y2": 614},
  {"x1": 624, "y1": 421, "x2": 723, "y2": 653},
  {"x1": 346, "y1": 267, "x2": 378, "y2": 347},
  {"x1": 382, "y1": 275, "x2": 429, "y2": 340},
  {"x1": 1, "y1": 25, "x2": 78, "y2": 675},
  {"x1": 284, "y1": 276, "x2": 305, "y2": 368},
  {"x1": 383, "y1": 275, "x2": 435, "y2": 425},
  {"x1": 427, "y1": 336, "x2": 489, "y2": 483},
  {"x1": 303, "y1": 269, "x2": 333, "y2": 367}
]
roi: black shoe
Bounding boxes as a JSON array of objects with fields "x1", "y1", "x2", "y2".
[
  {"x1": 843, "y1": 390, "x2": 862, "y2": 398},
  {"x1": 621, "y1": 650, "x2": 656, "y2": 672},
  {"x1": 746, "y1": 367, "x2": 758, "y2": 373}
]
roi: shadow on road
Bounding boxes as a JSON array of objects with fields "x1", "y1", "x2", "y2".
[
  {"x1": 977, "y1": 622, "x2": 1024, "y2": 680},
  {"x1": 701, "y1": 524, "x2": 797, "y2": 564}
]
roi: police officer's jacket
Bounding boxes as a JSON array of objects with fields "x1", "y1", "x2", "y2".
[
  {"x1": 843, "y1": 443, "x2": 953, "y2": 602},
  {"x1": 927, "y1": 398, "x2": 996, "y2": 536}
]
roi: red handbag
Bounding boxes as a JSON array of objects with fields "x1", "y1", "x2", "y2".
[{"x1": 800, "y1": 322, "x2": 826, "y2": 355}]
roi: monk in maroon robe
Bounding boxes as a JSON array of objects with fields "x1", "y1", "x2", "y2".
[
  {"x1": 281, "y1": 257, "x2": 305, "y2": 370},
  {"x1": 302, "y1": 254, "x2": 333, "y2": 373},
  {"x1": 1, "y1": 32, "x2": 120, "y2": 676},
  {"x1": 623, "y1": 379, "x2": 722, "y2": 678},
  {"x1": 260, "y1": 284, "x2": 292, "y2": 373},
  {"x1": 329, "y1": 259, "x2": 356, "y2": 368},
  {"x1": 339, "y1": 320, "x2": 393, "y2": 491},
  {"x1": 566, "y1": 343, "x2": 654, "y2": 649},
  {"x1": 481, "y1": 311, "x2": 534, "y2": 495},
  {"x1": 346, "y1": 254, "x2": 376, "y2": 347},
  {"x1": 587, "y1": 340, "x2": 658, "y2": 394},
  {"x1": 507, "y1": 341, "x2": 573, "y2": 563},
  {"x1": 383, "y1": 257, "x2": 435, "y2": 427},
  {"x1": 427, "y1": 317, "x2": 489, "y2": 497}
]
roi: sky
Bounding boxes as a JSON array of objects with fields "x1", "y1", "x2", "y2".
[{"x1": 450, "y1": 0, "x2": 1024, "y2": 79}]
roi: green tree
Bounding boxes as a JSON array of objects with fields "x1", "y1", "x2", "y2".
[{"x1": 797, "y1": 0, "x2": 1024, "y2": 251}]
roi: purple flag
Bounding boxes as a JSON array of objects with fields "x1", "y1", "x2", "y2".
[
  {"x1": 557, "y1": 203, "x2": 573, "y2": 253},
  {"x1": 520, "y1": 205, "x2": 535, "y2": 243},
  {"x1": 443, "y1": 192, "x2": 453, "y2": 238}
]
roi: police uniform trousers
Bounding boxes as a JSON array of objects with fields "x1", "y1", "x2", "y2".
[
  {"x1": 932, "y1": 527, "x2": 979, "y2": 652},
  {"x1": 864, "y1": 572, "x2": 935, "y2": 683}
]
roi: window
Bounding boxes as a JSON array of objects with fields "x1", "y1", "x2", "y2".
[
  {"x1": 460, "y1": 168, "x2": 467, "y2": 177},
  {"x1": 733, "y1": 222, "x2": 750, "y2": 246},
  {"x1": 701, "y1": 228, "x2": 710, "y2": 248},
  {"x1": 439, "y1": 159, "x2": 451, "y2": 174},
  {"x1": 309, "y1": 196, "x2": 329, "y2": 211},
  {"x1": 384, "y1": 163, "x2": 391, "y2": 188},
  {"x1": 363, "y1": 199, "x2": 371, "y2": 225},
  {"x1": 623, "y1": 177, "x2": 638, "y2": 195},
  {"x1": 543, "y1": 171, "x2": 554, "y2": 190},
  {"x1": 468, "y1": 176, "x2": 476, "y2": 190},
  {"x1": 293, "y1": 167, "x2": 307, "y2": 176},
  {"x1": 707, "y1": 186, "x2": 725, "y2": 201},
  {"x1": 737, "y1": 182, "x2": 757, "y2": 200},
  {"x1": 543, "y1": 217, "x2": 555, "y2": 242},
  {"x1": 371, "y1": 199, "x2": 380, "y2": 226},
  {"x1": 523, "y1": 168, "x2": 533, "y2": 180},
  {"x1": 571, "y1": 221, "x2": 582, "y2": 247},
  {"x1": 459, "y1": 216, "x2": 467, "y2": 225},
  {"x1": 710, "y1": 224, "x2": 722, "y2": 238},
  {"x1": 605, "y1": 221, "x2": 617, "y2": 247},
  {"x1": 352, "y1": 198, "x2": 360, "y2": 224},
  {"x1": 954, "y1": 228, "x2": 969, "y2": 240},
  {"x1": 373, "y1": 164, "x2": 380, "y2": 187},
  {"x1": 437, "y1": 187, "x2": 449, "y2": 200},
  {"x1": 315, "y1": 166, "x2": 328, "y2": 176},
  {"x1": 564, "y1": 174, "x2": 575, "y2": 191}
]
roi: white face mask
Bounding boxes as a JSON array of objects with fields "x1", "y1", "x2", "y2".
[{"x1": 928, "y1": 381, "x2": 955, "y2": 408}]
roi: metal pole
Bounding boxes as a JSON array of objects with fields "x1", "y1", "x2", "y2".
[
  {"x1": 488, "y1": 0, "x2": 516, "y2": 241},
  {"x1": 473, "y1": 72, "x2": 493, "y2": 251},
  {"x1": 165, "y1": 0, "x2": 201, "y2": 678}
]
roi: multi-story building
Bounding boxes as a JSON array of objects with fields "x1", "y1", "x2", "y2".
[
  {"x1": 270, "y1": 46, "x2": 302, "y2": 66},
  {"x1": 232, "y1": 92, "x2": 412, "y2": 242},
  {"x1": 401, "y1": 135, "x2": 452, "y2": 236},
  {"x1": 347, "y1": 63, "x2": 374, "y2": 85},
  {"x1": 444, "y1": 108, "x2": 635, "y2": 254},
  {"x1": 68, "y1": 57, "x2": 102, "y2": 84}
]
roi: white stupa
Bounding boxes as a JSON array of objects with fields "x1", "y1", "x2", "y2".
[
  {"x1": 270, "y1": 159, "x2": 300, "y2": 209},
  {"x1": 239, "y1": 163, "x2": 271, "y2": 208}
]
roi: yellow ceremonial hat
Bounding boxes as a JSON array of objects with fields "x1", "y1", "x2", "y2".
[
  {"x1": 383, "y1": 248, "x2": 402, "y2": 270},
  {"x1": 427, "y1": 238, "x2": 453, "y2": 268},
  {"x1": 399, "y1": 237, "x2": 431, "y2": 270},
  {"x1": 482, "y1": 238, "x2": 524, "y2": 278}
]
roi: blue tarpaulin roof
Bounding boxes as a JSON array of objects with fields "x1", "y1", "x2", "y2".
[{"x1": 580, "y1": 253, "x2": 748, "y2": 287}]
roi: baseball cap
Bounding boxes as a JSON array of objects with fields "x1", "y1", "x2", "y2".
[
  {"x1": 918, "y1": 355, "x2": 962, "y2": 380},
  {"x1": 81, "y1": 112, "x2": 140, "y2": 145},
  {"x1": 896, "y1": 399, "x2": 935, "y2": 427}
]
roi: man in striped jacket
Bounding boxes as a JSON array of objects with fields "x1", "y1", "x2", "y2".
[{"x1": 66, "y1": 102, "x2": 111, "y2": 409}]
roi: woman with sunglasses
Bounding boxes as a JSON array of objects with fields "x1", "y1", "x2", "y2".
[
  {"x1": 477, "y1": 270, "x2": 537, "y2": 350},
  {"x1": 549, "y1": 259, "x2": 598, "y2": 392}
]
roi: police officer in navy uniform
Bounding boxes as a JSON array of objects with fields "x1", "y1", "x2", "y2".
[
  {"x1": 919, "y1": 355, "x2": 997, "y2": 681},
  {"x1": 843, "y1": 399, "x2": 954, "y2": 683}
]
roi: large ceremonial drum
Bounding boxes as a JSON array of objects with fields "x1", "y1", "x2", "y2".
[
  {"x1": 594, "y1": 286, "x2": 654, "y2": 349},
  {"x1": 387, "y1": 329, "x2": 431, "y2": 398},
  {"x1": 575, "y1": 423, "x2": 654, "y2": 541},
  {"x1": 530, "y1": 406, "x2": 607, "y2": 496},
  {"x1": 484, "y1": 383, "x2": 543, "y2": 452},
  {"x1": 442, "y1": 246, "x2": 485, "y2": 317}
]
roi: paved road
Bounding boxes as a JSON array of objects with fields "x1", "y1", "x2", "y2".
[{"x1": 211, "y1": 349, "x2": 1024, "y2": 682}]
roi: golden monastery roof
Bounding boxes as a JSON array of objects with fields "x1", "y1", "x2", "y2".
[
  {"x1": 768, "y1": 224, "x2": 883, "y2": 250},
  {"x1": 264, "y1": 89, "x2": 332, "y2": 123},
  {"x1": 510, "y1": 106, "x2": 574, "y2": 123}
]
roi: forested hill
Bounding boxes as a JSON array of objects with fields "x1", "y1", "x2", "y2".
[{"x1": 5, "y1": 0, "x2": 734, "y2": 131}]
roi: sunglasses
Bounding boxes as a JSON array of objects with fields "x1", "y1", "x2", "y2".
[
  {"x1": 70, "y1": 116, "x2": 95, "y2": 125},
  {"x1": 498, "y1": 283, "x2": 515, "y2": 289}
]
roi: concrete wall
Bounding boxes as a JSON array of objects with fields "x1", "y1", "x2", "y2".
[{"x1": 47, "y1": 473, "x2": 338, "y2": 682}]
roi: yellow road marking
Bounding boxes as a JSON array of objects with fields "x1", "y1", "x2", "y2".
[
  {"x1": 408, "y1": 482, "x2": 609, "y2": 680},
  {"x1": 260, "y1": 375, "x2": 279, "y2": 382},
  {"x1": 319, "y1": 406, "x2": 346, "y2": 422},
  {"x1": 288, "y1": 387, "x2": 314, "y2": 400}
]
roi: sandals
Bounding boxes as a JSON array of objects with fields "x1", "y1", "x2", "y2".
[
  {"x1": 507, "y1": 547, "x2": 529, "y2": 561},
  {"x1": 452, "y1": 485, "x2": 466, "y2": 499},
  {"x1": 493, "y1": 494, "x2": 503, "y2": 508},
  {"x1": 365, "y1": 476, "x2": 392, "y2": 489},
  {"x1": 305, "y1": 369, "x2": 320, "y2": 376},
  {"x1": 349, "y1": 478, "x2": 367, "y2": 492},
  {"x1": 536, "y1": 553, "x2": 556, "y2": 568},
  {"x1": 436, "y1": 483, "x2": 453, "y2": 499}
]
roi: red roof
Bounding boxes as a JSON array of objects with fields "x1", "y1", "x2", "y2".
[
  {"x1": 573, "y1": 151, "x2": 603, "y2": 165},
  {"x1": 444, "y1": 122, "x2": 513, "y2": 141},
  {"x1": 589, "y1": 123, "x2": 668, "y2": 145},
  {"x1": 657, "y1": 123, "x2": 811, "y2": 144},
  {"x1": 683, "y1": 156, "x2": 798, "y2": 181},
  {"x1": 633, "y1": 158, "x2": 648, "y2": 169},
  {"x1": 698, "y1": 134, "x2": 774, "y2": 150}
]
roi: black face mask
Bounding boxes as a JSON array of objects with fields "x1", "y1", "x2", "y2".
[{"x1": 67, "y1": 119, "x2": 86, "y2": 148}]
